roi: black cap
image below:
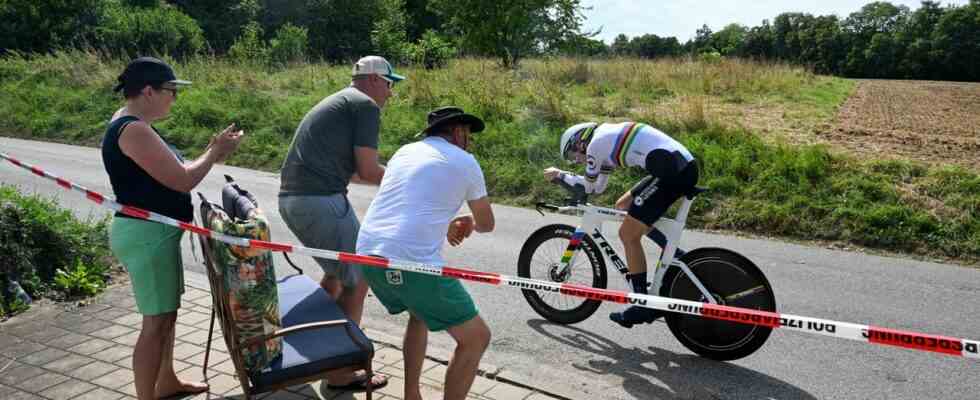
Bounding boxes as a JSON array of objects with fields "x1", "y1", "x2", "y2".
[
  {"x1": 417, "y1": 106, "x2": 485, "y2": 138},
  {"x1": 113, "y1": 57, "x2": 191, "y2": 93}
]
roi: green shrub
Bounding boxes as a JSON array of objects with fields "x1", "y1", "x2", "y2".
[
  {"x1": 0, "y1": 185, "x2": 112, "y2": 316},
  {"x1": 95, "y1": 2, "x2": 205, "y2": 59},
  {"x1": 268, "y1": 23, "x2": 308, "y2": 67},
  {"x1": 124, "y1": 0, "x2": 160, "y2": 7},
  {"x1": 0, "y1": 201, "x2": 42, "y2": 293},
  {"x1": 410, "y1": 30, "x2": 456, "y2": 69},
  {"x1": 228, "y1": 21, "x2": 268, "y2": 65},
  {"x1": 699, "y1": 51, "x2": 723, "y2": 64},
  {"x1": 0, "y1": 0, "x2": 106, "y2": 54},
  {"x1": 371, "y1": 0, "x2": 411, "y2": 65},
  {"x1": 54, "y1": 259, "x2": 108, "y2": 298}
]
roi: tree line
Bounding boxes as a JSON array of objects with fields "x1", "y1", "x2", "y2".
[
  {"x1": 1, "y1": 0, "x2": 978, "y2": 81},
  {"x1": 600, "y1": 1, "x2": 980, "y2": 82},
  {"x1": 0, "y1": 0, "x2": 588, "y2": 68}
]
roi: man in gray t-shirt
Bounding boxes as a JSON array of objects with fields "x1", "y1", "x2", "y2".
[
  {"x1": 279, "y1": 86, "x2": 381, "y2": 195},
  {"x1": 278, "y1": 55, "x2": 403, "y2": 390}
]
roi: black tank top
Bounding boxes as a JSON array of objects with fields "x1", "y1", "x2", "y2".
[{"x1": 101, "y1": 115, "x2": 193, "y2": 222}]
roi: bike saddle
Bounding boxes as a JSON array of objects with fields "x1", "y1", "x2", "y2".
[{"x1": 683, "y1": 186, "x2": 708, "y2": 200}]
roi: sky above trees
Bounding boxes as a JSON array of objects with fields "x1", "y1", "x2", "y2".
[{"x1": 581, "y1": 0, "x2": 969, "y2": 42}]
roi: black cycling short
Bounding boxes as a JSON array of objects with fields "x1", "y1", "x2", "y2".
[{"x1": 627, "y1": 150, "x2": 700, "y2": 226}]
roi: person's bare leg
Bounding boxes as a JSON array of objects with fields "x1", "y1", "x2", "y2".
[
  {"x1": 155, "y1": 313, "x2": 208, "y2": 397},
  {"x1": 320, "y1": 275, "x2": 357, "y2": 386},
  {"x1": 133, "y1": 313, "x2": 171, "y2": 400},
  {"x1": 619, "y1": 216, "x2": 650, "y2": 275},
  {"x1": 337, "y1": 278, "x2": 369, "y2": 325},
  {"x1": 322, "y1": 276, "x2": 385, "y2": 388},
  {"x1": 321, "y1": 276, "x2": 343, "y2": 300},
  {"x1": 443, "y1": 316, "x2": 491, "y2": 400},
  {"x1": 404, "y1": 314, "x2": 428, "y2": 400}
]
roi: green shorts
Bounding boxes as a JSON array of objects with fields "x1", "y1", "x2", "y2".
[
  {"x1": 363, "y1": 266, "x2": 478, "y2": 332},
  {"x1": 110, "y1": 217, "x2": 185, "y2": 316}
]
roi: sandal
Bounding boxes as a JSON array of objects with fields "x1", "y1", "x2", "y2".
[{"x1": 326, "y1": 373, "x2": 389, "y2": 392}]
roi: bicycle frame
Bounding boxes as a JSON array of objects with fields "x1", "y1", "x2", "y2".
[{"x1": 546, "y1": 196, "x2": 718, "y2": 304}]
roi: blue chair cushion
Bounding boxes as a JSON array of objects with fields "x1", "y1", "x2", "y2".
[{"x1": 250, "y1": 274, "x2": 374, "y2": 391}]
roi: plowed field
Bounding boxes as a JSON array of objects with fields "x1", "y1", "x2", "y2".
[{"x1": 827, "y1": 80, "x2": 980, "y2": 169}]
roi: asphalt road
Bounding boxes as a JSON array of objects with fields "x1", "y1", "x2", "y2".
[{"x1": 2, "y1": 137, "x2": 978, "y2": 400}]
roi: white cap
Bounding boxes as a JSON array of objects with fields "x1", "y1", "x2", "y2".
[{"x1": 352, "y1": 56, "x2": 405, "y2": 81}]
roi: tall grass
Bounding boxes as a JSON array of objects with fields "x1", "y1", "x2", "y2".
[{"x1": 1, "y1": 51, "x2": 977, "y2": 262}]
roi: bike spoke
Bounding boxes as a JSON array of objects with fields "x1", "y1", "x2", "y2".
[{"x1": 529, "y1": 238, "x2": 593, "y2": 311}]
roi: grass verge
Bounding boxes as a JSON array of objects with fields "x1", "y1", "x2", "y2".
[{"x1": 1, "y1": 51, "x2": 976, "y2": 263}]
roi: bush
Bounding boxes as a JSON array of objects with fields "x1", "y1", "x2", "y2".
[
  {"x1": 410, "y1": 30, "x2": 456, "y2": 69},
  {"x1": 228, "y1": 21, "x2": 268, "y2": 65},
  {"x1": 0, "y1": 202, "x2": 42, "y2": 296},
  {"x1": 268, "y1": 23, "x2": 308, "y2": 67},
  {"x1": 124, "y1": 0, "x2": 160, "y2": 7},
  {"x1": 0, "y1": 0, "x2": 106, "y2": 54},
  {"x1": 302, "y1": 0, "x2": 381, "y2": 62},
  {"x1": 169, "y1": 0, "x2": 262, "y2": 54},
  {"x1": 95, "y1": 2, "x2": 205, "y2": 59},
  {"x1": 371, "y1": 0, "x2": 411, "y2": 64},
  {"x1": 0, "y1": 186, "x2": 112, "y2": 317},
  {"x1": 54, "y1": 259, "x2": 108, "y2": 298},
  {"x1": 700, "y1": 51, "x2": 723, "y2": 64}
]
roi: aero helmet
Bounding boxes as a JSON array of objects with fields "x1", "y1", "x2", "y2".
[{"x1": 559, "y1": 122, "x2": 599, "y2": 161}]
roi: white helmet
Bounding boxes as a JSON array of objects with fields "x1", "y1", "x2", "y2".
[{"x1": 560, "y1": 122, "x2": 598, "y2": 161}]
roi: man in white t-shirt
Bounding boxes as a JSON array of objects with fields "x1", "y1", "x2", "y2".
[{"x1": 357, "y1": 106, "x2": 495, "y2": 400}]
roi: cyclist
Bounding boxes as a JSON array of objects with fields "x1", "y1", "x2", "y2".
[{"x1": 543, "y1": 121, "x2": 699, "y2": 328}]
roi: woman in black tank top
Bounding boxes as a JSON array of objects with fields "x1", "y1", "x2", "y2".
[{"x1": 102, "y1": 57, "x2": 243, "y2": 400}]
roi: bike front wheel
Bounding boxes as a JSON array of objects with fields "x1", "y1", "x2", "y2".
[
  {"x1": 517, "y1": 224, "x2": 608, "y2": 324},
  {"x1": 662, "y1": 247, "x2": 777, "y2": 361}
]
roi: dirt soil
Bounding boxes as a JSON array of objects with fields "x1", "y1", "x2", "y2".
[{"x1": 824, "y1": 80, "x2": 980, "y2": 170}]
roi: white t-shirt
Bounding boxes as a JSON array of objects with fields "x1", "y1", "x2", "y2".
[
  {"x1": 560, "y1": 122, "x2": 693, "y2": 194},
  {"x1": 357, "y1": 136, "x2": 488, "y2": 265}
]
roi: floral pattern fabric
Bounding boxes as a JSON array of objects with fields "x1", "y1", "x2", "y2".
[{"x1": 206, "y1": 207, "x2": 282, "y2": 372}]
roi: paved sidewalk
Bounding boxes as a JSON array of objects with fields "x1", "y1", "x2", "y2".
[{"x1": 0, "y1": 279, "x2": 562, "y2": 400}]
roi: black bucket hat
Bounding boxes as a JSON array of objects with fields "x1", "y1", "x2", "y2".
[
  {"x1": 417, "y1": 106, "x2": 485, "y2": 138},
  {"x1": 113, "y1": 56, "x2": 191, "y2": 93}
]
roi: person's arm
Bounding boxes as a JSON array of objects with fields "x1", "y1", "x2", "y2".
[
  {"x1": 447, "y1": 201, "x2": 494, "y2": 246},
  {"x1": 350, "y1": 97, "x2": 385, "y2": 185},
  {"x1": 353, "y1": 146, "x2": 385, "y2": 185},
  {"x1": 119, "y1": 122, "x2": 242, "y2": 192},
  {"x1": 547, "y1": 166, "x2": 609, "y2": 195},
  {"x1": 467, "y1": 197, "x2": 495, "y2": 233},
  {"x1": 466, "y1": 160, "x2": 494, "y2": 233},
  {"x1": 545, "y1": 140, "x2": 610, "y2": 194}
]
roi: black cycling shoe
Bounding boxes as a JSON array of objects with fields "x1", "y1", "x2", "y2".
[{"x1": 609, "y1": 306, "x2": 662, "y2": 328}]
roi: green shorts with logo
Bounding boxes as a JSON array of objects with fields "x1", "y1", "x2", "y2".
[
  {"x1": 110, "y1": 217, "x2": 185, "y2": 316},
  {"x1": 363, "y1": 266, "x2": 478, "y2": 332}
]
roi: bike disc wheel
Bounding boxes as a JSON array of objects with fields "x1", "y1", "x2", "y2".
[
  {"x1": 662, "y1": 247, "x2": 776, "y2": 361},
  {"x1": 517, "y1": 224, "x2": 607, "y2": 324}
]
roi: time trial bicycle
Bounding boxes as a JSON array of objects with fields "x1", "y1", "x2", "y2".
[{"x1": 517, "y1": 181, "x2": 777, "y2": 360}]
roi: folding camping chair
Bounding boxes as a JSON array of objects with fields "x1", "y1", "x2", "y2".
[{"x1": 196, "y1": 176, "x2": 376, "y2": 399}]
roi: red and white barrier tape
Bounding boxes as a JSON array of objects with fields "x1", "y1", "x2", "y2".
[{"x1": 2, "y1": 151, "x2": 978, "y2": 360}]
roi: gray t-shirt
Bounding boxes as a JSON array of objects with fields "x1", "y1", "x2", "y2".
[{"x1": 280, "y1": 87, "x2": 380, "y2": 196}]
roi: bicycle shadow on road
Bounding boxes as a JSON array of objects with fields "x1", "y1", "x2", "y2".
[{"x1": 527, "y1": 319, "x2": 816, "y2": 400}]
